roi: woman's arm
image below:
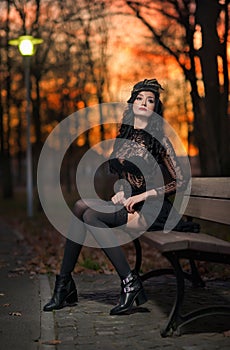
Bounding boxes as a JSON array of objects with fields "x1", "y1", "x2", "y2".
[{"x1": 154, "y1": 136, "x2": 188, "y2": 196}]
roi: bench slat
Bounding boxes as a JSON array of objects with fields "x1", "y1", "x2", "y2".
[
  {"x1": 184, "y1": 197, "x2": 230, "y2": 224},
  {"x1": 142, "y1": 231, "x2": 230, "y2": 255},
  {"x1": 191, "y1": 177, "x2": 230, "y2": 198}
]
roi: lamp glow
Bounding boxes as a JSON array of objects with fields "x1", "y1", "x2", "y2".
[
  {"x1": 9, "y1": 35, "x2": 43, "y2": 56},
  {"x1": 19, "y1": 39, "x2": 34, "y2": 56}
]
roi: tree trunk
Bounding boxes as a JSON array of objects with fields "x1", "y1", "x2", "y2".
[
  {"x1": 195, "y1": 0, "x2": 230, "y2": 175},
  {"x1": 3, "y1": 0, "x2": 13, "y2": 198}
]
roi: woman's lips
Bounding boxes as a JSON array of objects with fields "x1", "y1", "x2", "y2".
[{"x1": 139, "y1": 107, "x2": 147, "y2": 111}]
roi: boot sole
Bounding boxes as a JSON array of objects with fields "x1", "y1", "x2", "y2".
[
  {"x1": 43, "y1": 289, "x2": 78, "y2": 311},
  {"x1": 110, "y1": 289, "x2": 148, "y2": 315}
]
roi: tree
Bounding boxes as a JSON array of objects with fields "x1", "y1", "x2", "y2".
[
  {"x1": 125, "y1": 0, "x2": 230, "y2": 175},
  {"x1": 0, "y1": 0, "x2": 112, "y2": 193},
  {"x1": 0, "y1": 0, "x2": 14, "y2": 198},
  {"x1": 54, "y1": 0, "x2": 111, "y2": 139},
  {"x1": 194, "y1": 0, "x2": 229, "y2": 175}
]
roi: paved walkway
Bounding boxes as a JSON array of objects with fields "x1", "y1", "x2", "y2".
[{"x1": 0, "y1": 220, "x2": 230, "y2": 350}]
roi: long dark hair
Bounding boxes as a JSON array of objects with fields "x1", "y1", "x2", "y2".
[{"x1": 115, "y1": 91, "x2": 165, "y2": 161}]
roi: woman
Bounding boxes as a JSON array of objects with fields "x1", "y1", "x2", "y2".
[{"x1": 43, "y1": 78, "x2": 187, "y2": 315}]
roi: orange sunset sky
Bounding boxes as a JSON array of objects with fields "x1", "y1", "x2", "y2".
[{"x1": 2, "y1": 0, "x2": 228, "y2": 159}]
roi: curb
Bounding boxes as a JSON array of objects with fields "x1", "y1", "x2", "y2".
[{"x1": 39, "y1": 275, "x2": 56, "y2": 348}]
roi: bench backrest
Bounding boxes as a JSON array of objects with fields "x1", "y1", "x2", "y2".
[{"x1": 184, "y1": 177, "x2": 230, "y2": 225}]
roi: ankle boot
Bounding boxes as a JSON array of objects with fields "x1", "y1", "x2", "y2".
[
  {"x1": 110, "y1": 270, "x2": 147, "y2": 315},
  {"x1": 43, "y1": 274, "x2": 78, "y2": 312}
]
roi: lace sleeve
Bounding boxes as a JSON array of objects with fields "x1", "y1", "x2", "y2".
[{"x1": 155, "y1": 137, "x2": 188, "y2": 196}]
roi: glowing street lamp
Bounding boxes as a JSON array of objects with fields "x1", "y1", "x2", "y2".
[{"x1": 9, "y1": 35, "x2": 43, "y2": 217}]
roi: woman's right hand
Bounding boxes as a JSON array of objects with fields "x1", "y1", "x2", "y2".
[{"x1": 111, "y1": 191, "x2": 126, "y2": 205}]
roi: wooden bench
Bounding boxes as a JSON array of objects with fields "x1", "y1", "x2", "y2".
[{"x1": 133, "y1": 177, "x2": 230, "y2": 337}]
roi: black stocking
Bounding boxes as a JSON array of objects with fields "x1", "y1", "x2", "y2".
[
  {"x1": 60, "y1": 199, "x2": 89, "y2": 276},
  {"x1": 60, "y1": 200, "x2": 131, "y2": 279}
]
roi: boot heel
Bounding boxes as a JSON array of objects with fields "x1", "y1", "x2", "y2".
[
  {"x1": 110, "y1": 271, "x2": 147, "y2": 315},
  {"x1": 65, "y1": 290, "x2": 78, "y2": 305},
  {"x1": 135, "y1": 290, "x2": 147, "y2": 306},
  {"x1": 43, "y1": 275, "x2": 78, "y2": 312}
]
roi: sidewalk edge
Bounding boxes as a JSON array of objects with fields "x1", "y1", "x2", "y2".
[{"x1": 39, "y1": 275, "x2": 56, "y2": 348}]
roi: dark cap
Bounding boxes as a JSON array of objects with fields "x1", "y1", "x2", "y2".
[{"x1": 131, "y1": 78, "x2": 164, "y2": 95}]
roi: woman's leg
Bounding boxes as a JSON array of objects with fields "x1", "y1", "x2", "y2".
[
  {"x1": 44, "y1": 199, "x2": 148, "y2": 314},
  {"x1": 43, "y1": 200, "x2": 88, "y2": 311},
  {"x1": 60, "y1": 199, "x2": 129, "y2": 276},
  {"x1": 82, "y1": 206, "x2": 147, "y2": 314},
  {"x1": 60, "y1": 199, "x2": 89, "y2": 275},
  {"x1": 82, "y1": 206, "x2": 131, "y2": 279}
]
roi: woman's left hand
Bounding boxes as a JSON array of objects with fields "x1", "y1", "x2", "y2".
[{"x1": 124, "y1": 193, "x2": 146, "y2": 213}]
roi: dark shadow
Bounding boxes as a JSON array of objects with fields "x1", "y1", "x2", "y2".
[
  {"x1": 143, "y1": 275, "x2": 230, "y2": 335},
  {"x1": 79, "y1": 290, "x2": 120, "y2": 306},
  {"x1": 178, "y1": 314, "x2": 230, "y2": 335},
  {"x1": 74, "y1": 274, "x2": 230, "y2": 335},
  {"x1": 79, "y1": 291, "x2": 150, "y2": 314}
]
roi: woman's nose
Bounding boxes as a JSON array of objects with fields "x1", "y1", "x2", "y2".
[{"x1": 141, "y1": 98, "x2": 147, "y2": 106}]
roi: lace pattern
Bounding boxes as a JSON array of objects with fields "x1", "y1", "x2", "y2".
[{"x1": 109, "y1": 129, "x2": 187, "y2": 197}]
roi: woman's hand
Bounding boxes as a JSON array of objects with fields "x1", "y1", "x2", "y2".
[
  {"x1": 111, "y1": 191, "x2": 126, "y2": 205},
  {"x1": 124, "y1": 189, "x2": 157, "y2": 213},
  {"x1": 123, "y1": 193, "x2": 146, "y2": 213}
]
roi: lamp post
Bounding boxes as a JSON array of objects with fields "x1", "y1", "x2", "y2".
[{"x1": 9, "y1": 35, "x2": 43, "y2": 217}]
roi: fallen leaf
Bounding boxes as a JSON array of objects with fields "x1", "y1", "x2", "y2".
[
  {"x1": 3, "y1": 303, "x2": 10, "y2": 307},
  {"x1": 0, "y1": 293, "x2": 5, "y2": 297},
  {"x1": 223, "y1": 330, "x2": 230, "y2": 337},
  {"x1": 0, "y1": 261, "x2": 6, "y2": 268},
  {"x1": 9, "y1": 311, "x2": 22, "y2": 316},
  {"x1": 10, "y1": 267, "x2": 26, "y2": 273},
  {"x1": 41, "y1": 339, "x2": 62, "y2": 345}
]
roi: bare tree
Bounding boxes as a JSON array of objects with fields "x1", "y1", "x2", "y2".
[
  {"x1": 125, "y1": 0, "x2": 230, "y2": 175},
  {"x1": 53, "y1": 0, "x2": 111, "y2": 139},
  {"x1": 0, "y1": 0, "x2": 14, "y2": 198},
  {"x1": 53, "y1": 0, "x2": 111, "y2": 192}
]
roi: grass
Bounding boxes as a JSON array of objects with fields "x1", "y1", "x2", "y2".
[{"x1": 79, "y1": 257, "x2": 101, "y2": 271}]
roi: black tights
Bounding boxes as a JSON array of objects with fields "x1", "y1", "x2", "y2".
[{"x1": 60, "y1": 200, "x2": 131, "y2": 279}]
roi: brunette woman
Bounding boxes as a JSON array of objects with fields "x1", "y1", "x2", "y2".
[{"x1": 43, "y1": 78, "x2": 187, "y2": 315}]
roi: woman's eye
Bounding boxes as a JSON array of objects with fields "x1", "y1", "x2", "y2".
[
  {"x1": 136, "y1": 96, "x2": 142, "y2": 101},
  {"x1": 148, "y1": 99, "x2": 155, "y2": 104}
]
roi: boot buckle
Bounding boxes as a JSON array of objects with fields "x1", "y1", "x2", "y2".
[
  {"x1": 124, "y1": 286, "x2": 134, "y2": 293},
  {"x1": 122, "y1": 275, "x2": 134, "y2": 284}
]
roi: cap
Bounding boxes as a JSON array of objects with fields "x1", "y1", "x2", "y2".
[{"x1": 131, "y1": 78, "x2": 164, "y2": 95}]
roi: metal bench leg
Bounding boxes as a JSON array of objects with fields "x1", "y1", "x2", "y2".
[
  {"x1": 133, "y1": 239, "x2": 175, "y2": 280},
  {"x1": 133, "y1": 238, "x2": 176, "y2": 281},
  {"x1": 161, "y1": 255, "x2": 230, "y2": 336},
  {"x1": 133, "y1": 238, "x2": 142, "y2": 273},
  {"x1": 160, "y1": 252, "x2": 185, "y2": 337},
  {"x1": 189, "y1": 259, "x2": 205, "y2": 287}
]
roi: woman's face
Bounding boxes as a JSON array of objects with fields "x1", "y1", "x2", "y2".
[{"x1": 132, "y1": 91, "x2": 155, "y2": 118}]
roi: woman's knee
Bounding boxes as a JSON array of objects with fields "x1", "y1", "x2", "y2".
[
  {"x1": 72, "y1": 199, "x2": 88, "y2": 219},
  {"x1": 82, "y1": 208, "x2": 97, "y2": 225}
]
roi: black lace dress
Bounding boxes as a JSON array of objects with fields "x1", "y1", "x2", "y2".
[{"x1": 109, "y1": 128, "x2": 190, "y2": 231}]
